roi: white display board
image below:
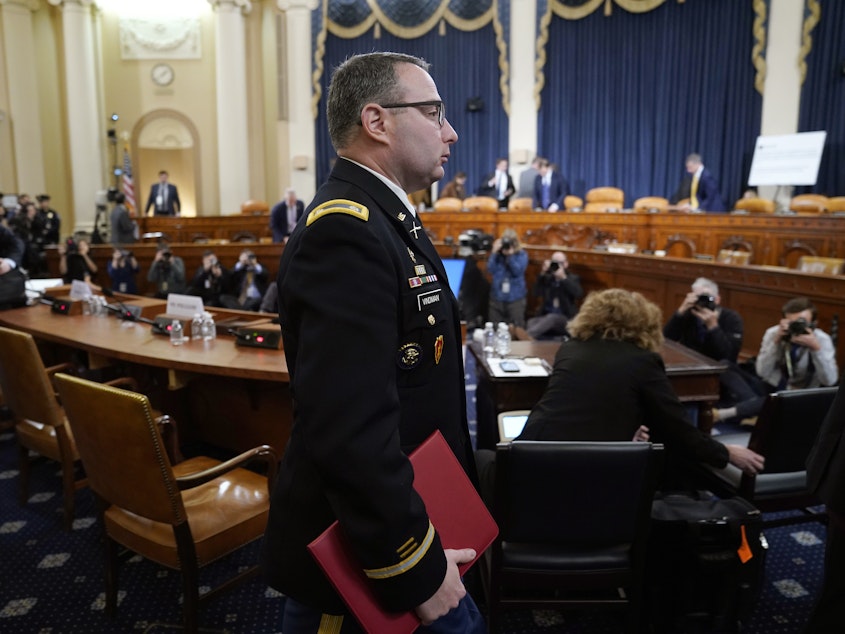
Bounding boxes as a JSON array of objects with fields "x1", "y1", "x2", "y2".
[{"x1": 748, "y1": 131, "x2": 827, "y2": 186}]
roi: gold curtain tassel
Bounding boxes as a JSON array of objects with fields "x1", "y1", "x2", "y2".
[
  {"x1": 439, "y1": 18, "x2": 445, "y2": 36},
  {"x1": 604, "y1": 0, "x2": 612, "y2": 16},
  {"x1": 374, "y1": 22, "x2": 381, "y2": 39}
]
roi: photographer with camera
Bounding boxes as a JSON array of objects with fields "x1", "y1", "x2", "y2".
[
  {"x1": 487, "y1": 228, "x2": 529, "y2": 328},
  {"x1": 713, "y1": 297, "x2": 839, "y2": 426},
  {"x1": 756, "y1": 297, "x2": 838, "y2": 392},
  {"x1": 58, "y1": 236, "x2": 97, "y2": 284},
  {"x1": 221, "y1": 249, "x2": 268, "y2": 311},
  {"x1": 188, "y1": 249, "x2": 230, "y2": 307},
  {"x1": 525, "y1": 251, "x2": 583, "y2": 340},
  {"x1": 146, "y1": 243, "x2": 185, "y2": 298},
  {"x1": 663, "y1": 277, "x2": 743, "y2": 363},
  {"x1": 107, "y1": 248, "x2": 140, "y2": 294}
]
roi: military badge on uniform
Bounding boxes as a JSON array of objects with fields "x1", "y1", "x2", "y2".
[
  {"x1": 434, "y1": 335, "x2": 444, "y2": 365},
  {"x1": 427, "y1": 314, "x2": 436, "y2": 326},
  {"x1": 408, "y1": 277, "x2": 423, "y2": 288},
  {"x1": 397, "y1": 342, "x2": 422, "y2": 369},
  {"x1": 397, "y1": 212, "x2": 406, "y2": 221},
  {"x1": 414, "y1": 265, "x2": 427, "y2": 276},
  {"x1": 407, "y1": 248, "x2": 417, "y2": 264},
  {"x1": 410, "y1": 222, "x2": 422, "y2": 239}
]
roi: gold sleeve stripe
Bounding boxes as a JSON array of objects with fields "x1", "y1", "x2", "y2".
[
  {"x1": 363, "y1": 521, "x2": 435, "y2": 580},
  {"x1": 397, "y1": 539, "x2": 419, "y2": 559},
  {"x1": 317, "y1": 613, "x2": 344, "y2": 634},
  {"x1": 398, "y1": 536, "x2": 416, "y2": 553},
  {"x1": 306, "y1": 199, "x2": 370, "y2": 226}
]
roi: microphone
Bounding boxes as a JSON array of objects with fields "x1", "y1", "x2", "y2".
[{"x1": 100, "y1": 287, "x2": 156, "y2": 325}]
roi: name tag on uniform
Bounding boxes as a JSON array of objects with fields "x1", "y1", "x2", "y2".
[{"x1": 417, "y1": 290, "x2": 441, "y2": 311}]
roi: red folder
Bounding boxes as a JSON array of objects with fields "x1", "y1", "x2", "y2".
[{"x1": 307, "y1": 431, "x2": 498, "y2": 633}]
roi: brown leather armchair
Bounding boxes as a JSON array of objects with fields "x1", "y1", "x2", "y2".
[
  {"x1": 733, "y1": 197, "x2": 775, "y2": 213},
  {"x1": 507, "y1": 197, "x2": 533, "y2": 212},
  {"x1": 0, "y1": 326, "x2": 88, "y2": 530},
  {"x1": 54, "y1": 372, "x2": 277, "y2": 634},
  {"x1": 240, "y1": 199, "x2": 269, "y2": 215},
  {"x1": 433, "y1": 196, "x2": 462, "y2": 212},
  {"x1": 462, "y1": 196, "x2": 499, "y2": 213},
  {"x1": 790, "y1": 194, "x2": 829, "y2": 214},
  {"x1": 632, "y1": 196, "x2": 669, "y2": 213},
  {"x1": 584, "y1": 187, "x2": 624, "y2": 212}
]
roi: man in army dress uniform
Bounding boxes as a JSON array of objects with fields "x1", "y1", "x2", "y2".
[{"x1": 261, "y1": 52, "x2": 484, "y2": 632}]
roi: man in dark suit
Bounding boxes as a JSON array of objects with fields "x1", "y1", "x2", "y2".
[
  {"x1": 261, "y1": 52, "x2": 483, "y2": 633},
  {"x1": 144, "y1": 170, "x2": 181, "y2": 216},
  {"x1": 532, "y1": 158, "x2": 570, "y2": 211},
  {"x1": 805, "y1": 385, "x2": 845, "y2": 631},
  {"x1": 0, "y1": 224, "x2": 26, "y2": 309},
  {"x1": 269, "y1": 188, "x2": 304, "y2": 243},
  {"x1": 476, "y1": 157, "x2": 514, "y2": 208},
  {"x1": 670, "y1": 153, "x2": 726, "y2": 212}
]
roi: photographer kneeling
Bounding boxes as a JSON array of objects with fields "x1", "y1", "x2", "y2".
[
  {"x1": 714, "y1": 297, "x2": 839, "y2": 425},
  {"x1": 107, "y1": 248, "x2": 140, "y2": 294},
  {"x1": 147, "y1": 243, "x2": 186, "y2": 298},
  {"x1": 525, "y1": 251, "x2": 583, "y2": 340}
]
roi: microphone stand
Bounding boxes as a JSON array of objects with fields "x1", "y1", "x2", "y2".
[{"x1": 100, "y1": 287, "x2": 156, "y2": 325}]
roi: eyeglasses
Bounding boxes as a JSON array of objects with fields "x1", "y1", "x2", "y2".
[{"x1": 380, "y1": 100, "x2": 445, "y2": 127}]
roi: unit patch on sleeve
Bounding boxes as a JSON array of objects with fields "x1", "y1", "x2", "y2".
[{"x1": 306, "y1": 199, "x2": 370, "y2": 226}]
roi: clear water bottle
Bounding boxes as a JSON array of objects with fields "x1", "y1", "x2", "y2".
[
  {"x1": 201, "y1": 311, "x2": 216, "y2": 341},
  {"x1": 483, "y1": 321, "x2": 495, "y2": 358},
  {"x1": 170, "y1": 319, "x2": 184, "y2": 346},
  {"x1": 191, "y1": 313, "x2": 203, "y2": 341},
  {"x1": 495, "y1": 322, "x2": 511, "y2": 357}
]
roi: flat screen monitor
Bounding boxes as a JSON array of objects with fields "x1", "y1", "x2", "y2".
[{"x1": 441, "y1": 258, "x2": 467, "y2": 298}]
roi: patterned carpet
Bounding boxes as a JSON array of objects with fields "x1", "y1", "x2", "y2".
[{"x1": 0, "y1": 351, "x2": 826, "y2": 633}]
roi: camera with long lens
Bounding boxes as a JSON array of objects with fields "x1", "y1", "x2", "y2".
[
  {"x1": 695, "y1": 294, "x2": 716, "y2": 311},
  {"x1": 786, "y1": 317, "x2": 810, "y2": 340},
  {"x1": 548, "y1": 261, "x2": 560, "y2": 273},
  {"x1": 499, "y1": 237, "x2": 515, "y2": 254},
  {"x1": 65, "y1": 237, "x2": 78, "y2": 255}
]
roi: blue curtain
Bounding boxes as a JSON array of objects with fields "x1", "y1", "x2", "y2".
[
  {"x1": 798, "y1": 0, "x2": 845, "y2": 197},
  {"x1": 538, "y1": 0, "x2": 762, "y2": 207},
  {"x1": 315, "y1": 24, "x2": 508, "y2": 192}
]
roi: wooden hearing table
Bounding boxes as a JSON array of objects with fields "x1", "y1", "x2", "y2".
[
  {"x1": 0, "y1": 300, "x2": 291, "y2": 456},
  {"x1": 469, "y1": 339, "x2": 725, "y2": 451}
]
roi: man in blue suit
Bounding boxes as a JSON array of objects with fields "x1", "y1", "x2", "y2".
[
  {"x1": 269, "y1": 188, "x2": 304, "y2": 243},
  {"x1": 144, "y1": 170, "x2": 181, "y2": 216},
  {"x1": 670, "y1": 153, "x2": 726, "y2": 213},
  {"x1": 532, "y1": 158, "x2": 570, "y2": 211}
]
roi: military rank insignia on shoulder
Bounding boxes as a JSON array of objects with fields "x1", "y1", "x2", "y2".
[{"x1": 306, "y1": 199, "x2": 369, "y2": 226}]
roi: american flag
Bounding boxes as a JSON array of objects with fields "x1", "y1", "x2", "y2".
[{"x1": 121, "y1": 147, "x2": 135, "y2": 210}]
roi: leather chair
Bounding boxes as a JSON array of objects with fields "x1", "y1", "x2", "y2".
[
  {"x1": 232, "y1": 231, "x2": 258, "y2": 243},
  {"x1": 632, "y1": 196, "x2": 669, "y2": 213},
  {"x1": 790, "y1": 194, "x2": 829, "y2": 214},
  {"x1": 0, "y1": 326, "x2": 88, "y2": 530},
  {"x1": 433, "y1": 196, "x2": 462, "y2": 212},
  {"x1": 697, "y1": 387, "x2": 837, "y2": 527},
  {"x1": 240, "y1": 199, "x2": 269, "y2": 215},
  {"x1": 584, "y1": 187, "x2": 624, "y2": 213},
  {"x1": 796, "y1": 256, "x2": 845, "y2": 275},
  {"x1": 462, "y1": 196, "x2": 499, "y2": 213},
  {"x1": 507, "y1": 197, "x2": 533, "y2": 212},
  {"x1": 54, "y1": 373, "x2": 277, "y2": 634},
  {"x1": 488, "y1": 441, "x2": 663, "y2": 633},
  {"x1": 733, "y1": 197, "x2": 775, "y2": 214},
  {"x1": 828, "y1": 196, "x2": 845, "y2": 213},
  {"x1": 563, "y1": 195, "x2": 584, "y2": 212},
  {"x1": 663, "y1": 234, "x2": 696, "y2": 258}
]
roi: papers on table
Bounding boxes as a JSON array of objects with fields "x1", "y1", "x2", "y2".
[{"x1": 488, "y1": 357, "x2": 551, "y2": 378}]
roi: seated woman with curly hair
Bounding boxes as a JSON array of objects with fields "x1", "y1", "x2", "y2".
[{"x1": 517, "y1": 288, "x2": 764, "y2": 480}]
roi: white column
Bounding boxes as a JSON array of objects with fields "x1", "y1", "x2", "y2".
[
  {"x1": 48, "y1": 0, "x2": 104, "y2": 229},
  {"x1": 0, "y1": 0, "x2": 46, "y2": 195},
  {"x1": 209, "y1": 0, "x2": 251, "y2": 214},
  {"x1": 277, "y1": 0, "x2": 317, "y2": 201},
  {"x1": 508, "y1": 0, "x2": 538, "y2": 181},
  {"x1": 758, "y1": 0, "x2": 805, "y2": 205}
]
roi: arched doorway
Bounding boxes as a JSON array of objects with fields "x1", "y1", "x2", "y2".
[{"x1": 132, "y1": 110, "x2": 201, "y2": 216}]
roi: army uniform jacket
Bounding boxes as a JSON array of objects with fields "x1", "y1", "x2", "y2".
[{"x1": 261, "y1": 158, "x2": 476, "y2": 614}]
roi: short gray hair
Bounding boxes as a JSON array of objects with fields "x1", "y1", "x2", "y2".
[
  {"x1": 692, "y1": 277, "x2": 718, "y2": 296},
  {"x1": 327, "y1": 52, "x2": 430, "y2": 151}
]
